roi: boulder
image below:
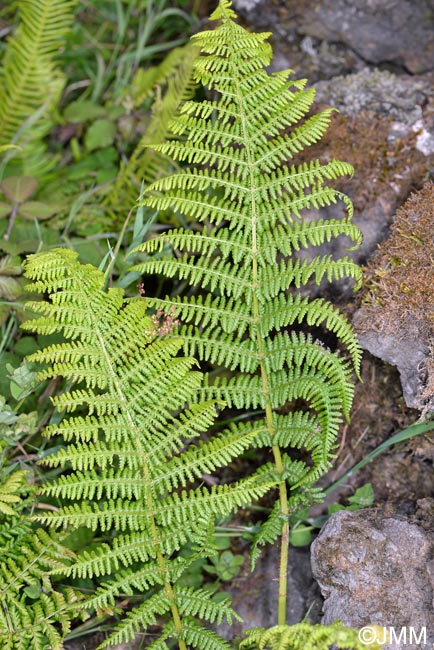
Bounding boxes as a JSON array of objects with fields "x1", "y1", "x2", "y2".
[
  {"x1": 234, "y1": 0, "x2": 434, "y2": 75},
  {"x1": 311, "y1": 509, "x2": 434, "y2": 650}
]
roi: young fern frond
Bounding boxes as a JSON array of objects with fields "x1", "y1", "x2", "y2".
[
  {"x1": 132, "y1": 0, "x2": 363, "y2": 625},
  {"x1": 23, "y1": 248, "x2": 275, "y2": 649},
  {"x1": 0, "y1": 0, "x2": 76, "y2": 177}
]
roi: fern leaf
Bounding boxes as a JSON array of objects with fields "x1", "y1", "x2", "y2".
[
  {"x1": 250, "y1": 502, "x2": 284, "y2": 570},
  {"x1": 181, "y1": 618, "x2": 235, "y2": 650},
  {"x1": 0, "y1": 521, "x2": 79, "y2": 650},
  {"x1": 24, "y1": 248, "x2": 263, "y2": 647},
  {"x1": 132, "y1": 0, "x2": 363, "y2": 581},
  {"x1": 175, "y1": 586, "x2": 239, "y2": 625},
  {"x1": 97, "y1": 590, "x2": 172, "y2": 648},
  {"x1": 0, "y1": 0, "x2": 76, "y2": 176}
]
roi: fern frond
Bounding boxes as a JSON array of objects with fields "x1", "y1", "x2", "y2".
[
  {"x1": 0, "y1": 469, "x2": 28, "y2": 516},
  {"x1": 175, "y1": 586, "x2": 238, "y2": 625},
  {"x1": 250, "y1": 502, "x2": 284, "y2": 570},
  {"x1": 180, "y1": 618, "x2": 235, "y2": 650},
  {"x1": 24, "y1": 248, "x2": 267, "y2": 648},
  {"x1": 0, "y1": 0, "x2": 76, "y2": 176},
  {"x1": 0, "y1": 521, "x2": 79, "y2": 650},
  {"x1": 132, "y1": 1, "x2": 363, "y2": 582},
  {"x1": 97, "y1": 590, "x2": 172, "y2": 648},
  {"x1": 153, "y1": 424, "x2": 258, "y2": 490}
]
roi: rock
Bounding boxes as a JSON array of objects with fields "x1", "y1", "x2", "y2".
[
  {"x1": 353, "y1": 326, "x2": 429, "y2": 411},
  {"x1": 233, "y1": 0, "x2": 434, "y2": 78},
  {"x1": 413, "y1": 118, "x2": 434, "y2": 157},
  {"x1": 353, "y1": 182, "x2": 434, "y2": 412},
  {"x1": 314, "y1": 69, "x2": 432, "y2": 126},
  {"x1": 291, "y1": 104, "x2": 431, "y2": 300},
  {"x1": 216, "y1": 544, "x2": 322, "y2": 641},
  {"x1": 311, "y1": 509, "x2": 434, "y2": 650},
  {"x1": 298, "y1": 0, "x2": 434, "y2": 74}
]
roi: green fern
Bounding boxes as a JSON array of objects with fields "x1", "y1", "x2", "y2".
[
  {"x1": 23, "y1": 248, "x2": 276, "y2": 649},
  {"x1": 240, "y1": 624, "x2": 381, "y2": 650},
  {"x1": 0, "y1": 0, "x2": 76, "y2": 177},
  {"x1": 132, "y1": 0, "x2": 363, "y2": 624},
  {"x1": 0, "y1": 521, "x2": 79, "y2": 650},
  {"x1": 0, "y1": 468, "x2": 28, "y2": 516},
  {"x1": 0, "y1": 455, "x2": 79, "y2": 650}
]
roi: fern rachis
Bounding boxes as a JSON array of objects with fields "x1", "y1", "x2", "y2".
[{"x1": 133, "y1": 0, "x2": 363, "y2": 628}]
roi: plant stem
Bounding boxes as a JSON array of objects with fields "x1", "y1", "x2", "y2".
[
  {"x1": 4, "y1": 202, "x2": 18, "y2": 240},
  {"x1": 259, "y1": 358, "x2": 290, "y2": 625}
]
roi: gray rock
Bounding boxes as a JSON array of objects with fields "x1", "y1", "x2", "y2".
[
  {"x1": 314, "y1": 69, "x2": 431, "y2": 126},
  {"x1": 311, "y1": 509, "x2": 434, "y2": 650},
  {"x1": 299, "y1": 0, "x2": 434, "y2": 74},
  {"x1": 353, "y1": 316, "x2": 430, "y2": 410},
  {"x1": 234, "y1": 0, "x2": 434, "y2": 78},
  {"x1": 233, "y1": 0, "x2": 262, "y2": 11}
]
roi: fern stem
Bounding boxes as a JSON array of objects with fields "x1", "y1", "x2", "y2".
[
  {"x1": 225, "y1": 15, "x2": 290, "y2": 623},
  {"x1": 258, "y1": 338, "x2": 290, "y2": 626}
]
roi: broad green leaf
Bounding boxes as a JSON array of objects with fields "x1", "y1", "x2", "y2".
[
  {"x1": 64, "y1": 100, "x2": 107, "y2": 122},
  {"x1": 0, "y1": 275, "x2": 21, "y2": 300},
  {"x1": 19, "y1": 201, "x2": 59, "y2": 220},
  {"x1": 84, "y1": 119, "x2": 116, "y2": 152},
  {"x1": 0, "y1": 176, "x2": 38, "y2": 203},
  {"x1": 0, "y1": 202, "x2": 11, "y2": 219}
]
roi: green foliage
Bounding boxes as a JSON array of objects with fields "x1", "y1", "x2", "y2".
[
  {"x1": 0, "y1": 466, "x2": 28, "y2": 516},
  {"x1": 63, "y1": 1, "x2": 196, "y2": 102},
  {"x1": 205, "y1": 550, "x2": 244, "y2": 582},
  {"x1": 0, "y1": 520, "x2": 79, "y2": 650},
  {"x1": 327, "y1": 483, "x2": 374, "y2": 515},
  {"x1": 133, "y1": 0, "x2": 363, "y2": 563},
  {"x1": 101, "y1": 43, "x2": 199, "y2": 226},
  {"x1": 240, "y1": 623, "x2": 381, "y2": 650},
  {"x1": 0, "y1": 2, "x2": 386, "y2": 647},
  {"x1": 0, "y1": 0, "x2": 77, "y2": 178},
  {"x1": 23, "y1": 248, "x2": 276, "y2": 648},
  {"x1": 0, "y1": 447, "x2": 79, "y2": 650}
]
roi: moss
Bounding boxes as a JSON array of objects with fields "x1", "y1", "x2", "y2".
[
  {"x1": 358, "y1": 181, "x2": 434, "y2": 338},
  {"x1": 300, "y1": 108, "x2": 428, "y2": 214}
]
